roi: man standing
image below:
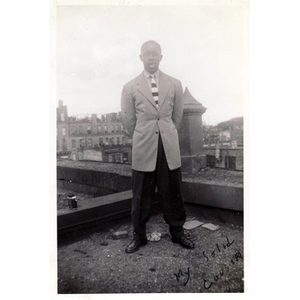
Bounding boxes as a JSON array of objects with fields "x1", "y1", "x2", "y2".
[{"x1": 121, "y1": 40, "x2": 195, "y2": 253}]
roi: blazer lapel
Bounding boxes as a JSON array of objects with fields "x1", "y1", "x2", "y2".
[
  {"x1": 158, "y1": 71, "x2": 171, "y2": 112},
  {"x1": 136, "y1": 73, "x2": 157, "y2": 110}
]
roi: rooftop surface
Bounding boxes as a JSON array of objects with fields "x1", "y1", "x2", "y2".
[
  {"x1": 57, "y1": 160, "x2": 243, "y2": 293},
  {"x1": 57, "y1": 207, "x2": 243, "y2": 294}
]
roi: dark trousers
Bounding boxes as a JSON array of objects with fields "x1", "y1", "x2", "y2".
[{"x1": 131, "y1": 134, "x2": 186, "y2": 239}]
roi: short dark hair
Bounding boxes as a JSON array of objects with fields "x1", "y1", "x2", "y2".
[{"x1": 141, "y1": 40, "x2": 162, "y2": 53}]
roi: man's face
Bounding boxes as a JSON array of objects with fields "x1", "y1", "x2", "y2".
[{"x1": 140, "y1": 42, "x2": 163, "y2": 74}]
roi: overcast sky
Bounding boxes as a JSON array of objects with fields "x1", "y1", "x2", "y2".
[{"x1": 56, "y1": 2, "x2": 248, "y2": 125}]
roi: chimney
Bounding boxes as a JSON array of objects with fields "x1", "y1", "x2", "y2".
[{"x1": 178, "y1": 87, "x2": 207, "y2": 173}]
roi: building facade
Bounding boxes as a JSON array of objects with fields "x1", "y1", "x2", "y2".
[
  {"x1": 57, "y1": 100, "x2": 69, "y2": 153},
  {"x1": 56, "y1": 100, "x2": 132, "y2": 163},
  {"x1": 205, "y1": 145, "x2": 243, "y2": 171},
  {"x1": 57, "y1": 100, "x2": 243, "y2": 171},
  {"x1": 203, "y1": 117, "x2": 243, "y2": 147},
  {"x1": 203, "y1": 117, "x2": 244, "y2": 171}
]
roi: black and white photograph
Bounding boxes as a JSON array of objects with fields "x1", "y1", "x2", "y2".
[
  {"x1": 4, "y1": 1, "x2": 300, "y2": 300},
  {"x1": 55, "y1": 0, "x2": 247, "y2": 295}
]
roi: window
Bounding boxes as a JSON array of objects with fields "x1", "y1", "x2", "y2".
[
  {"x1": 104, "y1": 125, "x2": 108, "y2": 133},
  {"x1": 70, "y1": 126, "x2": 75, "y2": 135},
  {"x1": 111, "y1": 125, "x2": 114, "y2": 132},
  {"x1": 62, "y1": 138, "x2": 67, "y2": 150},
  {"x1": 87, "y1": 125, "x2": 92, "y2": 134},
  {"x1": 99, "y1": 138, "x2": 103, "y2": 145},
  {"x1": 79, "y1": 125, "x2": 82, "y2": 134},
  {"x1": 62, "y1": 127, "x2": 66, "y2": 136},
  {"x1": 98, "y1": 125, "x2": 102, "y2": 133},
  {"x1": 117, "y1": 137, "x2": 120, "y2": 145},
  {"x1": 61, "y1": 113, "x2": 65, "y2": 122},
  {"x1": 72, "y1": 139, "x2": 76, "y2": 148},
  {"x1": 88, "y1": 138, "x2": 93, "y2": 147},
  {"x1": 206, "y1": 155, "x2": 216, "y2": 167},
  {"x1": 225, "y1": 156, "x2": 236, "y2": 170},
  {"x1": 115, "y1": 125, "x2": 119, "y2": 132},
  {"x1": 111, "y1": 137, "x2": 115, "y2": 145},
  {"x1": 80, "y1": 139, "x2": 85, "y2": 147},
  {"x1": 105, "y1": 138, "x2": 109, "y2": 145},
  {"x1": 121, "y1": 124, "x2": 124, "y2": 132}
]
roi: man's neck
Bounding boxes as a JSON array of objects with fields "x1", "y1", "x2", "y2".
[{"x1": 143, "y1": 69, "x2": 160, "y2": 78}]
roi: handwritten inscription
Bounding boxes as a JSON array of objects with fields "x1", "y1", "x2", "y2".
[
  {"x1": 173, "y1": 236, "x2": 243, "y2": 289},
  {"x1": 201, "y1": 249, "x2": 244, "y2": 290},
  {"x1": 202, "y1": 236, "x2": 235, "y2": 262},
  {"x1": 174, "y1": 267, "x2": 190, "y2": 286}
]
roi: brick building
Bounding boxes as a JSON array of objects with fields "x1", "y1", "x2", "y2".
[
  {"x1": 56, "y1": 100, "x2": 132, "y2": 163},
  {"x1": 205, "y1": 145, "x2": 243, "y2": 171},
  {"x1": 56, "y1": 100, "x2": 69, "y2": 155},
  {"x1": 203, "y1": 117, "x2": 244, "y2": 171},
  {"x1": 57, "y1": 100, "x2": 243, "y2": 170}
]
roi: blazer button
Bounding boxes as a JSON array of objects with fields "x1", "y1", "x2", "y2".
[{"x1": 155, "y1": 131, "x2": 158, "y2": 134}]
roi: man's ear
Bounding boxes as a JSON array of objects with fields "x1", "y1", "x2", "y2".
[
  {"x1": 139, "y1": 54, "x2": 143, "y2": 62},
  {"x1": 160, "y1": 54, "x2": 163, "y2": 62}
]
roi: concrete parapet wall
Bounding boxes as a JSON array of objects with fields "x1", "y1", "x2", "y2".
[
  {"x1": 182, "y1": 182, "x2": 243, "y2": 211},
  {"x1": 57, "y1": 166, "x2": 131, "y2": 193},
  {"x1": 58, "y1": 190, "x2": 132, "y2": 234},
  {"x1": 57, "y1": 166, "x2": 243, "y2": 212}
]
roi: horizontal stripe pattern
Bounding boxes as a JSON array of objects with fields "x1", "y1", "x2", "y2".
[{"x1": 150, "y1": 76, "x2": 159, "y2": 107}]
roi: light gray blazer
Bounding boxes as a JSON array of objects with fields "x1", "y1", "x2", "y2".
[{"x1": 121, "y1": 70, "x2": 183, "y2": 172}]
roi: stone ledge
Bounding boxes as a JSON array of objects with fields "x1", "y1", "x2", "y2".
[
  {"x1": 58, "y1": 190, "x2": 132, "y2": 234},
  {"x1": 182, "y1": 182, "x2": 243, "y2": 212}
]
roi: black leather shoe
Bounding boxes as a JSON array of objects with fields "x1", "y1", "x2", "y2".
[
  {"x1": 125, "y1": 238, "x2": 147, "y2": 254},
  {"x1": 172, "y1": 235, "x2": 195, "y2": 249}
]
